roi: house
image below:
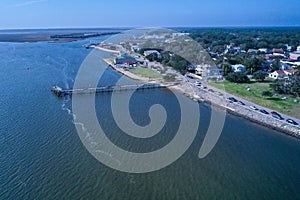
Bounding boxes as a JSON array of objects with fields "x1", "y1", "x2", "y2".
[
  {"x1": 231, "y1": 64, "x2": 246, "y2": 73},
  {"x1": 272, "y1": 48, "x2": 284, "y2": 54},
  {"x1": 289, "y1": 52, "x2": 300, "y2": 61},
  {"x1": 272, "y1": 48, "x2": 285, "y2": 58},
  {"x1": 265, "y1": 54, "x2": 284, "y2": 60},
  {"x1": 115, "y1": 54, "x2": 137, "y2": 67},
  {"x1": 131, "y1": 45, "x2": 140, "y2": 52},
  {"x1": 280, "y1": 60, "x2": 300, "y2": 68},
  {"x1": 297, "y1": 45, "x2": 300, "y2": 52},
  {"x1": 285, "y1": 44, "x2": 292, "y2": 52},
  {"x1": 195, "y1": 65, "x2": 221, "y2": 79},
  {"x1": 248, "y1": 49, "x2": 259, "y2": 54},
  {"x1": 269, "y1": 70, "x2": 298, "y2": 79},
  {"x1": 172, "y1": 33, "x2": 190, "y2": 38},
  {"x1": 143, "y1": 50, "x2": 162, "y2": 59},
  {"x1": 258, "y1": 48, "x2": 268, "y2": 54}
]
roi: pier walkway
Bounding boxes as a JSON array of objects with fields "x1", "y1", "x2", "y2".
[{"x1": 51, "y1": 83, "x2": 174, "y2": 97}]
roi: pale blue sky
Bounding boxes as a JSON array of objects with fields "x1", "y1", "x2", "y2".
[{"x1": 0, "y1": 0, "x2": 299, "y2": 29}]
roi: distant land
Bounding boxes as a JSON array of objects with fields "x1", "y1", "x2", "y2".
[
  {"x1": 1, "y1": 26, "x2": 300, "y2": 42},
  {"x1": 0, "y1": 28, "x2": 128, "y2": 42}
]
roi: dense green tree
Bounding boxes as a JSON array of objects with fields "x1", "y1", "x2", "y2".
[
  {"x1": 270, "y1": 72, "x2": 300, "y2": 96},
  {"x1": 244, "y1": 57, "x2": 263, "y2": 74},
  {"x1": 226, "y1": 72, "x2": 250, "y2": 83},
  {"x1": 290, "y1": 72, "x2": 300, "y2": 96},
  {"x1": 146, "y1": 53, "x2": 162, "y2": 62},
  {"x1": 187, "y1": 27, "x2": 300, "y2": 55},
  {"x1": 221, "y1": 64, "x2": 232, "y2": 76},
  {"x1": 253, "y1": 71, "x2": 266, "y2": 82},
  {"x1": 269, "y1": 59, "x2": 281, "y2": 72},
  {"x1": 262, "y1": 90, "x2": 273, "y2": 97}
]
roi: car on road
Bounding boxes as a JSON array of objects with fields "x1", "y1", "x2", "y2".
[
  {"x1": 228, "y1": 97, "x2": 238, "y2": 102},
  {"x1": 249, "y1": 105, "x2": 258, "y2": 110},
  {"x1": 195, "y1": 81, "x2": 201, "y2": 86},
  {"x1": 238, "y1": 101, "x2": 245, "y2": 105},
  {"x1": 271, "y1": 111, "x2": 280, "y2": 115},
  {"x1": 217, "y1": 92, "x2": 223, "y2": 96},
  {"x1": 272, "y1": 114, "x2": 284, "y2": 120},
  {"x1": 259, "y1": 109, "x2": 269, "y2": 114},
  {"x1": 286, "y1": 119, "x2": 298, "y2": 125}
]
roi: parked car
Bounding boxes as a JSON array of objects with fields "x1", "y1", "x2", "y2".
[
  {"x1": 271, "y1": 111, "x2": 280, "y2": 115},
  {"x1": 228, "y1": 97, "x2": 238, "y2": 102},
  {"x1": 238, "y1": 101, "x2": 245, "y2": 105},
  {"x1": 259, "y1": 109, "x2": 269, "y2": 114},
  {"x1": 249, "y1": 105, "x2": 258, "y2": 110},
  {"x1": 195, "y1": 81, "x2": 201, "y2": 85},
  {"x1": 286, "y1": 119, "x2": 298, "y2": 125},
  {"x1": 272, "y1": 114, "x2": 284, "y2": 120}
]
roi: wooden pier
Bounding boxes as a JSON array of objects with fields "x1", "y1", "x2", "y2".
[{"x1": 51, "y1": 83, "x2": 171, "y2": 97}]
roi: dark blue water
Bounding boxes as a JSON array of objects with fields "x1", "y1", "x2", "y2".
[{"x1": 0, "y1": 38, "x2": 299, "y2": 199}]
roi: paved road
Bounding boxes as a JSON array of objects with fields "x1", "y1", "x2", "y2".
[{"x1": 185, "y1": 77, "x2": 300, "y2": 128}]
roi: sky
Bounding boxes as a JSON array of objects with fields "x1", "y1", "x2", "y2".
[{"x1": 0, "y1": 0, "x2": 299, "y2": 29}]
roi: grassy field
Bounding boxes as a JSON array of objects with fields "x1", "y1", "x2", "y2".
[
  {"x1": 208, "y1": 80, "x2": 300, "y2": 119},
  {"x1": 129, "y1": 68, "x2": 163, "y2": 79}
]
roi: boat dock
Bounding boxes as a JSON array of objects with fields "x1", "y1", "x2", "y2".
[{"x1": 51, "y1": 83, "x2": 171, "y2": 97}]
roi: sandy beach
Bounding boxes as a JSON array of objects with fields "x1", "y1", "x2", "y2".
[{"x1": 93, "y1": 46, "x2": 120, "y2": 54}]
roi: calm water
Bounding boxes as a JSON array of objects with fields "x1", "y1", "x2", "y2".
[{"x1": 0, "y1": 37, "x2": 299, "y2": 200}]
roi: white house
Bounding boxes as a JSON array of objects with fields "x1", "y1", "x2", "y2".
[
  {"x1": 231, "y1": 64, "x2": 246, "y2": 73},
  {"x1": 144, "y1": 50, "x2": 161, "y2": 58},
  {"x1": 258, "y1": 48, "x2": 268, "y2": 54},
  {"x1": 195, "y1": 65, "x2": 221, "y2": 79},
  {"x1": 269, "y1": 70, "x2": 298, "y2": 79}
]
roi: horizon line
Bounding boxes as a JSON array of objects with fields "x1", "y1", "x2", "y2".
[{"x1": 1, "y1": 25, "x2": 300, "y2": 31}]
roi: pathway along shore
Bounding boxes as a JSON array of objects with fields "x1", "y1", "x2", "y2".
[{"x1": 99, "y1": 47, "x2": 300, "y2": 139}]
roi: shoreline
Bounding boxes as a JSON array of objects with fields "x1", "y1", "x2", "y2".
[
  {"x1": 103, "y1": 58, "x2": 156, "y2": 82},
  {"x1": 93, "y1": 46, "x2": 120, "y2": 54},
  {"x1": 101, "y1": 52, "x2": 300, "y2": 140}
]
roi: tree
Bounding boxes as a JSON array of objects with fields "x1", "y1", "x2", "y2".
[
  {"x1": 290, "y1": 72, "x2": 300, "y2": 96},
  {"x1": 146, "y1": 53, "x2": 162, "y2": 62},
  {"x1": 270, "y1": 72, "x2": 300, "y2": 96},
  {"x1": 222, "y1": 64, "x2": 232, "y2": 76},
  {"x1": 226, "y1": 72, "x2": 250, "y2": 83},
  {"x1": 244, "y1": 57, "x2": 263, "y2": 74},
  {"x1": 253, "y1": 71, "x2": 266, "y2": 82},
  {"x1": 262, "y1": 90, "x2": 273, "y2": 97},
  {"x1": 269, "y1": 59, "x2": 281, "y2": 72}
]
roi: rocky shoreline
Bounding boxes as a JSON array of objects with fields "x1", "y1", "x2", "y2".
[{"x1": 181, "y1": 83, "x2": 300, "y2": 139}]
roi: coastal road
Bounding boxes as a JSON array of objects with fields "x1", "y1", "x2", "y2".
[{"x1": 186, "y1": 77, "x2": 300, "y2": 128}]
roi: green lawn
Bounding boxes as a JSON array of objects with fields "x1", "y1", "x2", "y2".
[
  {"x1": 208, "y1": 80, "x2": 300, "y2": 119},
  {"x1": 129, "y1": 68, "x2": 163, "y2": 79}
]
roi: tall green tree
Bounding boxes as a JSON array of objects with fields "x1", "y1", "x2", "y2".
[
  {"x1": 226, "y1": 72, "x2": 250, "y2": 83},
  {"x1": 222, "y1": 64, "x2": 232, "y2": 76},
  {"x1": 253, "y1": 71, "x2": 266, "y2": 82},
  {"x1": 244, "y1": 57, "x2": 263, "y2": 74},
  {"x1": 269, "y1": 59, "x2": 281, "y2": 72},
  {"x1": 270, "y1": 72, "x2": 300, "y2": 96}
]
